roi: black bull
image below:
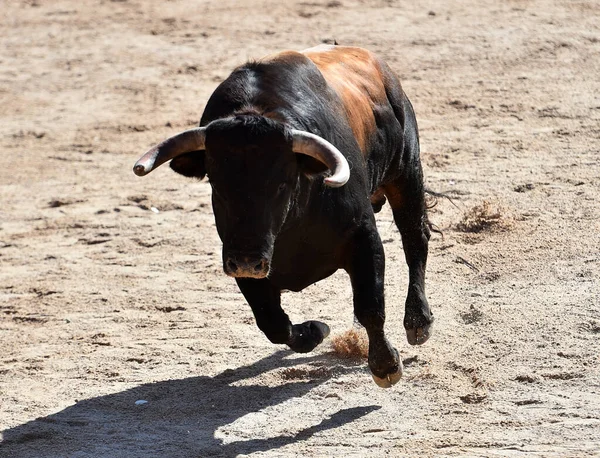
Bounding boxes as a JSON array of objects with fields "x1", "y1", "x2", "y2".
[{"x1": 134, "y1": 45, "x2": 434, "y2": 388}]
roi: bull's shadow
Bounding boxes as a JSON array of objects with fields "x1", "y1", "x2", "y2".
[{"x1": 1, "y1": 351, "x2": 379, "y2": 458}]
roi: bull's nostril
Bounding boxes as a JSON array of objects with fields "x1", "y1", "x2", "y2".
[
  {"x1": 227, "y1": 260, "x2": 238, "y2": 272},
  {"x1": 254, "y1": 261, "x2": 264, "y2": 272}
]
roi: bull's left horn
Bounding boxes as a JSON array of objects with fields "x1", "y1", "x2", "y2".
[
  {"x1": 133, "y1": 127, "x2": 207, "y2": 176},
  {"x1": 291, "y1": 130, "x2": 350, "y2": 188}
]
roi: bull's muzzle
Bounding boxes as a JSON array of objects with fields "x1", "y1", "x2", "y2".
[{"x1": 224, "y1": 254, "x2": 270, "y2": 279}]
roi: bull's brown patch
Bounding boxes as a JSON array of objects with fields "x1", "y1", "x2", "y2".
[{"x1": 302, "y1": 45, "x2": 387, "y2": 155}]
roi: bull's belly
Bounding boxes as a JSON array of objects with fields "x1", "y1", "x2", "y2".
[
  {"x1": 269, "y1": 244, "x2": 344, "y2": 292},
  {"x1": 269, "y1": 267, "x2": 339, "y2": 292}
]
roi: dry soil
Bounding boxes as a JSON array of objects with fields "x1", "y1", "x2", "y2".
[{"x1": 1, "y1": 0, "x2": 599, "y2": 457}]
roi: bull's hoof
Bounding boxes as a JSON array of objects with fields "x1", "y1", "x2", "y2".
[
  {"x1": 288, "y1": 320, "x2": 330, "y2": 353},
  {"x1": 404, "y1": 297, "x2": 434, "y2": 346},
  {"x1": 369, "y1": 342, "x2": 402, "y2": 388},
  {"x1": 372, "y1": 364, "x2": 403, "y2": 388},
  {"x1": 405, "y1": 323, "x2": 433, "y2": 346}
]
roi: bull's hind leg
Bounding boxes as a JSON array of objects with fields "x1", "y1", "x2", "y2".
[
  {"x1": 384, "y1": 175, "x2": 433, "y2": 345},
  {"x1": 381, "y1": 77, "x2": 434, "y2": 345},
  {"x1": 235, "y1": 278, "x2": 329, "y2": 353},
  {"x1": 347, "y1": 225, "x2": 402, "y2": 388}
]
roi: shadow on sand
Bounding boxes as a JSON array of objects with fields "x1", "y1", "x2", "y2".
[{"x1": 0, "y1": 351, "x2": 380, "y2": 457}]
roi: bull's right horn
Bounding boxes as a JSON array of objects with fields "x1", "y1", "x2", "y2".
[
  {"x1": 133, "y1": 127, "x2": 207, "y2": 176},
  {"x1": 291, "y1": 130, "x2": 350, "y2": 188}
]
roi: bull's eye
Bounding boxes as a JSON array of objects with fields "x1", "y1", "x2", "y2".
[{"x1": 277, "y1": 183, "x2": 287, "y2": 193}]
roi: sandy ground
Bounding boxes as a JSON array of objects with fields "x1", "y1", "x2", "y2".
[{"x1": 1, "y1": 0, "x2": 599, "y2": 456}]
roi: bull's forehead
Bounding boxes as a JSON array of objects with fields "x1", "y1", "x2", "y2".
[
  {"x1": 209, "y1": 140, "x2": 287, "y2": 159},
  {"x1": 205, "y1": 114, "x2": 290, "y2": 150},
  {"x1": 208, "y1": 143, "x2": 290, "y2": 170},
  {"x1": 205, "y1": 143, "x2": 296, "y2": 187},
  {"x1": 202, "y1": 115, "x2": 298, "y2": 186}
]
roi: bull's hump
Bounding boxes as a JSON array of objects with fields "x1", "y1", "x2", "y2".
[
  {"x1": 259, "y1": 50, "x2": 312, "y2": 66},
  {"x1": 300, "y1": 45, "x2": 386, "y2": 155}
]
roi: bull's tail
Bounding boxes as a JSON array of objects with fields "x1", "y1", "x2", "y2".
[{"x1": 424, "y1": 187, "x2": 457, "y2": 239}]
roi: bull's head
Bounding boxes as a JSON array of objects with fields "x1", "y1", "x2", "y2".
[{"x1": 134, "y1": 115, "x2": 349, "y2": 279}]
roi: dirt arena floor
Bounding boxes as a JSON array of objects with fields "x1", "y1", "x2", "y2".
[{"x1": 1, "y1": 0, "x2": 599, "y2": 456}]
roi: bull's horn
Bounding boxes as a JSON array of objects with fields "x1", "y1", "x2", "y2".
[
  {"x1": 133, "y1": 127, "x2": 207, "y2": 176},
  {"x1": 291, "y1": 130, "x2": 350, "y2": 187}
]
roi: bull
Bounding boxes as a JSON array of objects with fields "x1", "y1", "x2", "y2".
[{"x1": 134, "y1": 44, "x2": 434, "y2": 387}]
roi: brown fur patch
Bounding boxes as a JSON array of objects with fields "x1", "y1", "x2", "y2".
[
  {"x1": 302, "y1": 45, "x2": 387, "y2": 155},
  {"x1": 382, "y1": 183, "x2": 404, "y2": 210}
]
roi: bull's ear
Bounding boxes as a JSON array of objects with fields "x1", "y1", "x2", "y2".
[
  {"x1": 296, "y1": 153, "x2": 329, "y2": 178},
  {"x1": 169, "y1": 151, "x2": 206, "y2": 179}
]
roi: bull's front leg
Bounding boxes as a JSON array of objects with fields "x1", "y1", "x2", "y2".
[
  {"x1": 235, "y1": 278, "x2": 330, "y2": 353},
  {"x1": 347, "y1": 225, "x2": 402, "y2": 388}
]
